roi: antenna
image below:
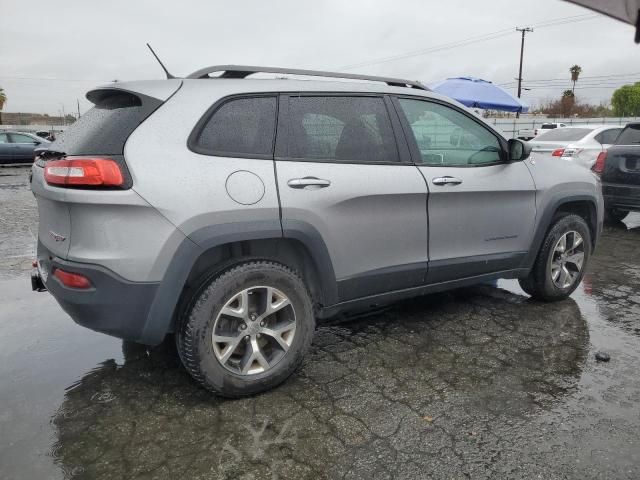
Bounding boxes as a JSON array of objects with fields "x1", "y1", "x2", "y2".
[{"x1": 146, "y1": 43, "x2": 175, "y2": 79}]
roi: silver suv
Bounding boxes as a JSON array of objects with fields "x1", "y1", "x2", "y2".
[{"x1": 31, "y1": 66, "x2": 603, "y2": 397}]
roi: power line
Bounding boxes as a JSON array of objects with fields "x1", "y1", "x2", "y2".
[
  {"x1": 335, "y1": 13, "x2": 599, "y2": 71},
  {"x1": 335, "y1": 29, "x2": 515, "y2": 71},
  {"x1": 0, "y1": 76, "x2": 105, "y2": 83},
  {"x1": 500, "y1": 72, "x2": 640, "y2": 86}
]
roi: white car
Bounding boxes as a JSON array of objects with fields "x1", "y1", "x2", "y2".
[
  {"x1": 518, "y1": 122, "x2": 567, "y2": 141},
  {"x1": 527, "y1": 125, "x2": 623, "y2": 169}
]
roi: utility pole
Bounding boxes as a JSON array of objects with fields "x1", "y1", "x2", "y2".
[{"x1": 515, "y1": 27, "x2": 533, "y2": 118}]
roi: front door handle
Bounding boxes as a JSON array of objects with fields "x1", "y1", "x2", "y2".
[
  {"x1": 287, "y1": 177, "x2": 331, "y2": 189},
  {"x1": 432, "y1": 176, "x2": 462, "y2": 186}
]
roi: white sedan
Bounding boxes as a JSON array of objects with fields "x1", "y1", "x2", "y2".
[{"x1": 528, "y1": 125, "x2": 623, "y2": 169}]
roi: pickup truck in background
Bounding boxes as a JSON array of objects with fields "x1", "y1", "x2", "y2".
[
  {"x1": 592, "y1": 122, "x2": 640, "y2": 222},
  {"x1": 518, "y1": 122, "x2": 567, "y2": 141}
]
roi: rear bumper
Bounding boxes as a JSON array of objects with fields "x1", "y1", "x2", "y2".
[
  {"x1": 603, "y1": 182, "x2": 640, "y2": 211},
  {"x1": 37, "y1": 241, "x2": 160, "y2": 343}
]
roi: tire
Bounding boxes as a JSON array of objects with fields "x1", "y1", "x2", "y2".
[
  {"x1": 176, "y1": 261, "x2": 315, "y2": 397},
  {"x1": 518, "y1": 214, "x2": 591, "y2": 302},
  {"x1": 604, "y1": 207, "x2": 628, "y2": 223}
]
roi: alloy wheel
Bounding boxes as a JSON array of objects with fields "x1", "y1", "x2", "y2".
[
  {"x1": 550, "y1": 231, "x2": 585, "y2": 289},
  {"x1": 211, "y1": 286, "x2": 296, "y2": 375}
]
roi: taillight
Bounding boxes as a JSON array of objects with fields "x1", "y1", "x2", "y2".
[
  {"x1": 592, "y1": 151, "x2": 607, "y2": 175},
  {"x1": 53, "y1": 268, "x2": 92, "y2": 289},
  {"x1": 44, "y1": 157, "x2": 124, "y2": 187},
  {"x1": 552, "y1": 148, "x2": 565, "y2": 157}
]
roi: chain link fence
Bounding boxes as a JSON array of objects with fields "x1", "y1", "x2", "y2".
[{"x1": 489, "y1": 117, "x2": 639, "y2": 138}]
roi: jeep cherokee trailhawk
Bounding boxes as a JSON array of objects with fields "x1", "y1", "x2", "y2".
[{"x1": 31, "y1": 66, "x2": 603, "y2": 396}]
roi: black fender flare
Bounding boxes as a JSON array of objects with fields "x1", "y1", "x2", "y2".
[
  {"x1": 522, "y1": 193, "x2": 599, "y2": 270},
  {"x1": 138, "y1": 219, "x2": 337, "y2": 345}
]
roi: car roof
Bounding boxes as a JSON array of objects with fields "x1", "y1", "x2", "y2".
[
  {"x1": 89, "y1": 76, "x2": 506, "y2": 139},
  {"x1": 94, "y1": 77, "x2": 443, "y2": 99},
  {"x1": 551, "y1": 125, "x2": 615, "y2": 131},
  {"x1": 0, "y1": 131, "x2": 37, "y2": 135}
]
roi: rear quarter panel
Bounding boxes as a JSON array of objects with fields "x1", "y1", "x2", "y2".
[{"x1": 124, "y1": 81, "x2": 282, "y2": 261}]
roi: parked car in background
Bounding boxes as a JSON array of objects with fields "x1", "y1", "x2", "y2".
[
  {"x1": 528, "y1": 125, "x2": 623, "y2": 168},
  {"x1": 592, "y1": 122, "x2": 640, "y2": 222},
  {"x1": 518, "y1": 122, "x2": 567, "y2": 141},
  {"x1": 0, "y1": 131, "x2": 50, "y2": 165}
]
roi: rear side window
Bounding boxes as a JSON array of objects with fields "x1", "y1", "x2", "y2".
[
  {"x1": 595, "y1": 128, "x2": 622, "y2": 145},
  {"x1": 535, "y1": 128, "x2": 592, "y2": 141},
  {"x1": 10, "y1": 133, "x2": 36, "y2": 143},
  {"x1": 615, "y1": 124, "x2": 640, "y2": 145},
  {"x1": 48, "y1": 90, "x2": 162, "y2": 155},
  {"x1": 285, "y1": 96, "x2": 399, "y2": 163},
  {"x1": 191, "y1": 96, "x2": 277, "y2": 157}
]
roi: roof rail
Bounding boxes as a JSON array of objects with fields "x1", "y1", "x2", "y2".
[{"x1": 186, "y1": 65, "x2": 429, "y2": 90}]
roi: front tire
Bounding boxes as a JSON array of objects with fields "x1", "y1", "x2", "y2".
[
  {"x1": 176, "y1": 261, "x2": 315, "y2": 397},
  {"x1": 519, "y1": 214, "x2": 591, "y2": 302}
]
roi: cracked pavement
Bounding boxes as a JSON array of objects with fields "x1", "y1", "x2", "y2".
[{"x1": 1, "y1": 166, "x2": 640, "y2": 479}]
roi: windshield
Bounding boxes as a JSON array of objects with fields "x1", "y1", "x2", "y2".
[{"x1": 534, "y1": 128, "x2": 592, "y2": 142}]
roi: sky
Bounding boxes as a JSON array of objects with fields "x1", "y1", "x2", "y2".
[{"x1": 1, "y1": 0, "x2": 639, "y2": 115}]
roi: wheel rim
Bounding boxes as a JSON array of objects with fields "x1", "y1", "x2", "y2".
[
  {"x1": 211, "y1": 286, "x2": 296, "y2": 375},
  {"x1": 550, "y1": 230, "x2": 585, "y2": 289}
]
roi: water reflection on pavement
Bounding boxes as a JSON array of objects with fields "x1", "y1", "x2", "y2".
[{"x1": 1, "y1": 167, "x2": 640, "y2": 479}]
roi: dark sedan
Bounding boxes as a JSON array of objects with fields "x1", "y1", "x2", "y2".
[{"x1": 0, "y1": 131, "x2": 50, "y2": 165}]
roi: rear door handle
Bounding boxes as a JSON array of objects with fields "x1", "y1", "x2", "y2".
[
  {"x1": 287, "y1": 177, "x2": 331, "y2": 189},
  {"x1": 432, "y1": 176, "x2": 462, "y2": 186}
]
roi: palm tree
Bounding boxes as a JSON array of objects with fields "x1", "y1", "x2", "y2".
[
  {"x1": 0, "y1": 87, "x2": 6, "y2": 125},
  {"x1": 570, "y1": 65, "x2": 582, "y2": 94}
]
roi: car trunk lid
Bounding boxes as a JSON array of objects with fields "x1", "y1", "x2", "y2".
[{"x1": 601, "y1": 145, "x2": 640, "y2": 186}]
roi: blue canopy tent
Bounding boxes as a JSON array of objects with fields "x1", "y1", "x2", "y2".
[{"x1": 431, "y1": 77, "x2": 529, "y2": 113}]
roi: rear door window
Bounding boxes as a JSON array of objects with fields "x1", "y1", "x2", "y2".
[
  {"x1": 284, "y1": 96, "x2": 399, "y2": 163},
  {"x1": 191, "y1": 96, "x2": 277, "y2": 157},
  {"x1": 9, "y1": 133, "x2": 36, "y2": 143},
  {"x1": 0, "y1": 133, "x2": 9, "y2": 143}
]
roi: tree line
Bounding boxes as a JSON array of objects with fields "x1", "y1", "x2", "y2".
[{"x1": 536, "y1": 65, "x2": 640, "y2": 118}]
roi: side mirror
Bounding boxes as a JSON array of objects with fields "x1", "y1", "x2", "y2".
[{"x1": 508, "y1": 138, "x2": 531, "y2": 161}]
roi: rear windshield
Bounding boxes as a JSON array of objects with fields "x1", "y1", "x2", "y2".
[
  {"x1": 615, "y1": 124, "x2": 640, "y2": 145},
  {"x1": 47, "y1": 90, "x2": 162, "y2": 155},
  {"x1": 535, "y1": 128, "x2": 592, "y2": 142}
]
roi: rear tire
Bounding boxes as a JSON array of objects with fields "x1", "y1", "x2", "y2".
[
  {"x1": 518, "y1": 214, "x2": 591, "y2": 302},
  {"x1": 176, "y1": 261, "x2": 315, "y2": 397}
]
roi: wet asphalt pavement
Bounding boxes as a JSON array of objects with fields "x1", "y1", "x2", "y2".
[{"x1": 1, "y1": 166, "x2": 640, "y2": 479}]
